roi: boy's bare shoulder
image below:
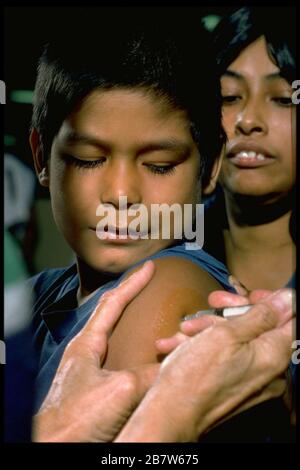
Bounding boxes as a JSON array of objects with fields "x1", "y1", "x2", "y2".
[
  {"x1": 121, "y1": 256, "x2": 223, "y2": 322},
  {"x1": 104, "y1": 256, "x2": 222, "y2": 370},
  {"x1": 146, "y1": 255, "x2": 222, "y2": 295}
]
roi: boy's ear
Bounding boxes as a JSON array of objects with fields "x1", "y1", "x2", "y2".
[
  {"x1": 29, "y1": 128, "x2": 49, "y2": 187},
  {"x1": 202, "y1": 148, "x2": 224, "y2": 195}
]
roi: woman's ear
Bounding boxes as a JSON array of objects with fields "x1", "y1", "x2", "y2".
[
  {"x1": 29, "y1": 128, "x2": 49, "y2": 187},
  {"x1": 202, "y1": 147, "x2": 224, "y2": 195}
]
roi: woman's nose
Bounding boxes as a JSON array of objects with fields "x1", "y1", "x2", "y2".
[{"x1": 235, "y1": 100, "x2": 268, "y2": 136}]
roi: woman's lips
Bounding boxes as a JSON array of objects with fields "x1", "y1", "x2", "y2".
[
  {"x1": 226, "y1": 142, "x2": 276, "y2": 168},
  {"x1": 228, "y1": 150, "x2": 275, "y2": 168}
]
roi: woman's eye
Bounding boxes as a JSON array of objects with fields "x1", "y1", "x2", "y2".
[
  {"x1": 63, "y1": 154, "x2": 106, "y2": 169},
  {"x1": 272, "y1": 96, "x2": 293, "y2": 106},
  {"x1": 221, "y1": 95, "x2": 241, "y2": 105},
  {"x1": 145, "y1": 164, "x2": 176, "y2": 175}
]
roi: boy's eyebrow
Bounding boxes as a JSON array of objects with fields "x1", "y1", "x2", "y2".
[
  {"x1": 64, "y1": 131, "x2": 191, "y2": 155},
  {"x1": 136, "y1": 141, "x2": 191, "y2": 157},
  {"x1": 64, "y1": 132, "x2": 109, "y2": 150},
  {"x1": 222, "y1": 70, "x2": 288, "y2": 83}
]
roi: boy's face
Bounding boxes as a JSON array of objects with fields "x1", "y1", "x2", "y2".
[{"x1": 34, "y1": 89, "x2": 206, "y2": 274}]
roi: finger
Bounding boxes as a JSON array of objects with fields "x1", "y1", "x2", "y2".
[
  {"x1": 265, "y1": 318, "x2": 295, "y2": 358},
  {"x1": 66, "y1": 261, "x2": 155, "y2": 363},
  {"x1": 228, "y1": 275, "x2": 249, "y2": 296},
  {"x1": 248, "y1": 289, "x2": 272, "y2": 303},
  {"x1": 223, "y1": 289, "x2": 295, "y2": 343},
  {"x1": 253, "y1": 318, "x2": 294, "y2": 382},
  {"x1": 155, "y1": 332, "x2": 188, "y2": 354},
  {"x1": 88, "y1": 363, "x2": 160, "y2": 441},
  {"x1": 208, "y1": 290, "x2": 249, "y2": 308},
  {"x1": 180, "y1": 314, "x2": 225, "y2": 335},
  {"x1": 130, "y1": 363, "x2": 160, "y2": 396},
  {"x1": 113, "y1": 363, "x2": 159, "y2": 416},
  {"x1": 83, "y1": 260, "x2": 155, "y2": 337}
]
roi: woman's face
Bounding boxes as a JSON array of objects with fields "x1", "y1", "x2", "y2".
[{"x1": 220, "y1": 36, "x2": 295, "y2": 199}]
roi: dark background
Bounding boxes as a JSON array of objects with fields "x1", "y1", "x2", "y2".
[
  {"x1": 4, "y1": 6, "x2": 230, "y2": 172},
  {"x1": 3, "y1": 6, "x2": 235, "y2": 273}
]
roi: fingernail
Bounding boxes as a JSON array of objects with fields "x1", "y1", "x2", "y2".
[
  {"x1": 181, "y1": 312, "x2": 202, "y2": 322},
  {"x1": 142, "y1": 260, "x2": 153, "y2": 269},
  {"x1": 267, "y1": 289, "x2": 294, "y2": 313}
]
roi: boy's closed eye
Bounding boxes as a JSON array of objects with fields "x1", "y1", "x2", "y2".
[
  {"x1": 62, "y1": 153, "x2": 107, "y2": 169},
  {"x1": 61, "y1": 153, "x2": 179, "y2": 175}
]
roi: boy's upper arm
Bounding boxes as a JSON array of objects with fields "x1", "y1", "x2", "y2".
[{"x1": 103, "y1": 257, "x2": 222, "y2": 370}]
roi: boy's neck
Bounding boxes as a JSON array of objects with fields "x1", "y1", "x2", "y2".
[{"x1": 76, "y1": 258, "x2": 121, "y2": 306}]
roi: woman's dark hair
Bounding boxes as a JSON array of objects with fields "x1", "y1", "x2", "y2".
[
  {"x1": 204, "y1": 6, "x2": 296, "y2": 253},
  {"x1": 213, "y1": 6, "x2": 296, "y2": 83},
  {"x1": 31, "y1": 9, "x2": 224, "y2": 186}
]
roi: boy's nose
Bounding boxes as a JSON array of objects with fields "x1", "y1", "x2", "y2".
[{"x1": 100, "y1": 161, "x2": 142, "y2": 208}]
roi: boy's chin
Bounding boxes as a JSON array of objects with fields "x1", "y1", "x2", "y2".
[
  {"x1": 77, "y1": 238, "x2": 176, "y2": 274},
  {"x1": 77, "y1": 249, "x2": 159, "y2": 275},
  {"x1": 81, "y1": 250, "x2": 146, "y2": 275}
]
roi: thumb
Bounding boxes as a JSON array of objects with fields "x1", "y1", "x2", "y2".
[
  {"x1": 84, "y1": 260, "x2": 155, "y2": 338},
  {"x1": 208, "y1": 290, "x2": 249, "y2": 308},
  {"x1": 180, "y1": 314, "x2": 225, "y2": 336},
  {"x1": 248, "y1": 289, "x2": 273, "y2": 303},
  {"x1": 128, "y1": 363, "x2": 160, "y2": 405},
  {"x1": 67, "y1": 261, "x2": 155, "y2": 362},
  {"x1": 225, "y1": 289, "x2": 295, "y2": 343}
]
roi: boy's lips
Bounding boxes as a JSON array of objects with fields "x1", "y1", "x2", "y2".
[
  {"x1": 90, "y1": 227, "x2": 149, "y2": 243},
  {"x1": 226, "y1": 142, "x2": 276, "y2": 168}
]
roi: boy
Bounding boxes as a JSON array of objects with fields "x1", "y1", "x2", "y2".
[{"x1": 29, "y1": 11, "x2": 235, "y2": 410}]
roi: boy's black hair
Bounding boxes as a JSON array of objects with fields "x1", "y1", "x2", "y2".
[
  {"x1": 31, "y1": 9, "x2": 223, "y2": 187},
  {"x1": 213, "y1": 6, "x2": 296, "y2": 83}
]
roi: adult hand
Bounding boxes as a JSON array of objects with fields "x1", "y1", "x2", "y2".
[
  {"x1": 155, "y1": 288, "x2": 274, "y2": 352},
  {"x1": 33, "y1": 261, "x2": 159, "y2": 442},
  {"x1": 157, "y1": 287, "x2": 296, "y2": 428},
  {"x1": 116, "y1": 289, "x2": 294, "y2": 442}
]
